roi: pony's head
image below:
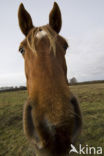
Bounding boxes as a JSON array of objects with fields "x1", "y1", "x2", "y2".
[
  {"x1": 18, "y1": 3, "x2": 82, "y2": 156},
  {"x1": 18, "y1": 2, "x2": 68, "y2": 99}
]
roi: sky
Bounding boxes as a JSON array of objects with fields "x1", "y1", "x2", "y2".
[{"x1": 0, "y1": 0, "x2": 104, "y2": 87}]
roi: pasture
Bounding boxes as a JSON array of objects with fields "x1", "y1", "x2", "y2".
[{"x1": 0, "y1": 83, "x2": 104, "y2": 156}]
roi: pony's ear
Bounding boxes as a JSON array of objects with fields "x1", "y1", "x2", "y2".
[
  {"x1": 49, "y1": 2, "x2": 62, "y2": 33},
  {"x1": 18, "y1": 3, "x2": 33, "y2": 36}
]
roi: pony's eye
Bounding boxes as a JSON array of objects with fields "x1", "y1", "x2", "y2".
[
  {"x1": 63, "y1": 43, "x2": 68, "y2": 50},
  {"x1": 19, "y1": 47, "x2": 25, "y2": 54}
]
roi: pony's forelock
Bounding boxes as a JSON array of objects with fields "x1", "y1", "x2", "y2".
[{"x1": 27, "y1": 26, "x2": 57, "y2": 56}]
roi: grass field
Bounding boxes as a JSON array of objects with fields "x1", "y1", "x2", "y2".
[{"x1": 0, "y1": 83, "x2": 104, "y2": 156}]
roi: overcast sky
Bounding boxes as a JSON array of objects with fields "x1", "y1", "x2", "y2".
[{"x1": 0, "y1": 0, "x2": 104, "y2": 87}]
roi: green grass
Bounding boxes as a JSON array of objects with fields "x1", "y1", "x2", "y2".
[{"x1": 0, "y1": 83, "x2": 104, "y2": 156}]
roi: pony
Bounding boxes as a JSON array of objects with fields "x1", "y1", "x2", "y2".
[{"x1": 18, "y1": 2, "x2": 82, "y2": 156}]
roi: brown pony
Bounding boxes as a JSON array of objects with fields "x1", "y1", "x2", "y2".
[{"x1": 18, "y1": 2, "x2": 82, "y2": 156}]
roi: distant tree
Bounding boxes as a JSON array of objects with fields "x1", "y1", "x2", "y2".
[{"x1": 70, "y1": 77, "x2": 77, "y2": 85}]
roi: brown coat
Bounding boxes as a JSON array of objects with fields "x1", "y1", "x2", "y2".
[{"x1": 18, "y1": 2, "x2": 82, "y2": 156}]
